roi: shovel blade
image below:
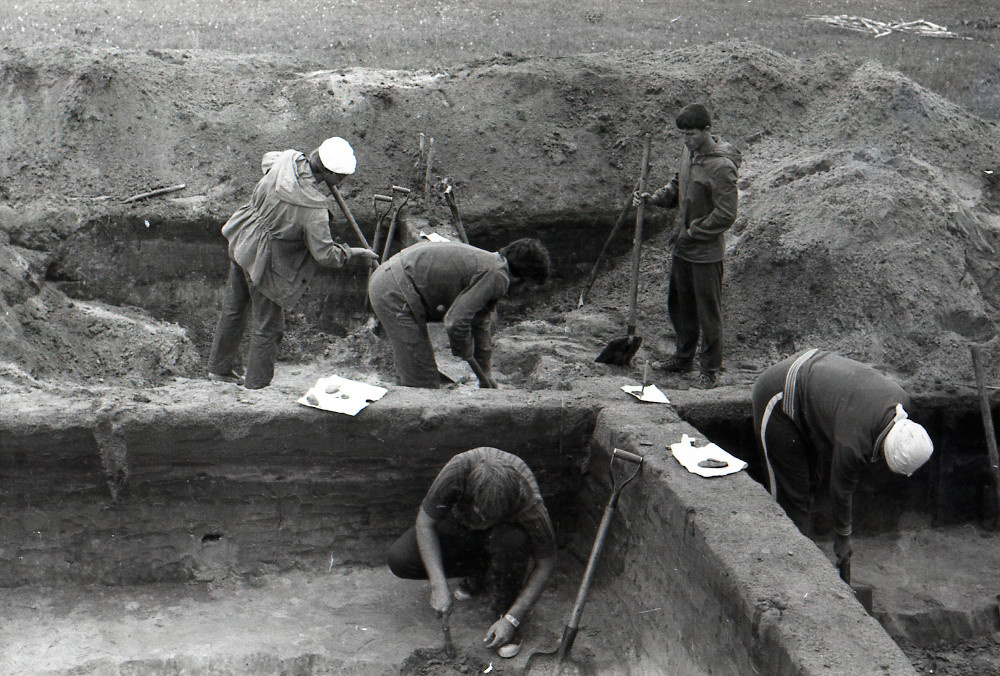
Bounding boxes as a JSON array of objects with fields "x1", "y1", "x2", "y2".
[
  {"x1": 594, "y1": 335, "x2": 642, "y2": 366},
  {"x1": 523, "y1": 649, "x2": 587, "y2": 676}
]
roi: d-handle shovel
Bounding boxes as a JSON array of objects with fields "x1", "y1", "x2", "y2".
[{"x1": 523, "y1": 448, "x2": 644, "y2": 676}]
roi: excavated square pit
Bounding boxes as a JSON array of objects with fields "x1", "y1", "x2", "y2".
[{"x1": 0, "y1": 388, "x2": 954, "y2": 674}]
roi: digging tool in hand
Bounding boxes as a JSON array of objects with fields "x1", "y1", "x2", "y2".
[
  {"x1": 371, "y1": 193, "x2": 394, "y2": 260},
  {"x1": 838, "y1": 554, "x2": 874, "y2": 614},
  {"x1": 578, "y1": 179, "x2": 640, "y2": 308},
  {"x1": 466, "y1": 357, "x2": 498, "y2": 389},
  {"x1": 595, "y1": 134, "x2": 651, "y2": 366},
  {"x1": 381, "y1": 185, "x2": 412, "y2": 263},
  {"x1": 438, "y1": 610, "x2": 456, "y2": 659},
  {"x1": 524, "y1": 448, "x2": 644, "y2": 676},
  {"x1": 444, "y1": 185, "x2": 470, "y2": 245},
  {"x1": 329, "y1": 186, "x2": 380, "y2": 330}
]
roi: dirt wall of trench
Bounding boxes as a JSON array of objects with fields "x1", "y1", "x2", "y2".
[
  {"x1": 0, "y1": 387, "x2": 598, "y2": 586},
  {"x1": 580, "y1": 393, "x2": 917, "y2": 675},
  {"x1": 1, "y1": 380, "x2": 922, "y2": 674}
]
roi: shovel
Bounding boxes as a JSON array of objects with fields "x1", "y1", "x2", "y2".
[
  {"x1": 838, "y1": 554, "x2": 874, "y2": 614},
  {"x1": 444, "y1": 185, "x2": 471, "y2": 245},
  {"x1": 380, "y1": 185, "x2": 412, "y2": 263},
  {"x1": 595, "y1": 134, "x2": 651, "y2": 366},
  {"x1": 466, "y1": 357, "x2": 498, "y2": 389},
  {"x1": 329, "y1": 185, "x2": 380, "y2": 331},
  {"x1": 577, "y1": 179, "x2": 640, "y2": 308},
  {"x1": 524, "y1": 448, "x2": 644, "y2": 676}
]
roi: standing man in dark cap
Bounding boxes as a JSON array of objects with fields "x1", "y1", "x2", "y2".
[
  {"x1": 207, "y1": 137, "x2": 378, "y2": 389},
  {"x1": 635, "y1": 103, "x2": 741, "y2": 389}
]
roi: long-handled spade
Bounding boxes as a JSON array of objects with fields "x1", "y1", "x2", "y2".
[
  {"x1": 380, "y1": 185, "x2": 412, "y2": 263},
  {"x1": 329, "y1": 185, "x2": 379, "y2": 331},
  {"x1": 577, "y1": 179, "x2": 640, "y2": 309},
  {"x1": 595, "y1": 134, "x2": 651, "y2": 366},
  {"x1": 523, "y1": 448, "x2": 644, "y2": 675}
]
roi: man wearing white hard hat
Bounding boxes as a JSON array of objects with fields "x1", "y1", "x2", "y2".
[
  {"x1": 207, "y1": 137, "x2": 378, "y2": 389},
  {"x1": 751, "y1": 349, "x2": 934, "y2": 572}
]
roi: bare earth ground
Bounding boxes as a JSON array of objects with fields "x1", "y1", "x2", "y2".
[{"x1": 1, "y1": 1, "x2": 1000, "y2": 674}]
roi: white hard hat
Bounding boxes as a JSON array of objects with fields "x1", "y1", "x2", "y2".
[
  {"x1": 883, "y1": 405, "x2": 933, "y2": 476},
  {"x1": 317, "y1": 137, "x2": 356, "y2": 175}
]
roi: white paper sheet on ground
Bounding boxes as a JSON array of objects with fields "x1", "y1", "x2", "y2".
[
  {"x1": 298, "y1": 375, "x2": 388, "y2": 416},
  {"x1": 420, "y1": 231, "x2": 451, "y2": 242},
  {"x1": 670, "y1": 433, "x2": 748, "y2": 477},
  {"x1": 621, "y1": 383, "x2": 670, "y2": 404}
]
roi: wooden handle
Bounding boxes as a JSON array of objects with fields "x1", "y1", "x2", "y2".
[
  {"x1": 627, "y1": 134, "x2": 652, "y2": 330},
  {"x1": 330, "y1": 185, "x2": 371, "y2": 248}
]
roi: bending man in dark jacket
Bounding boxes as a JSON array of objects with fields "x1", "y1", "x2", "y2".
[
  {"x1": 207, "y1": 137, "x2": 378, "y2": 389},
  {"x1": 636, "y1": 103, "x2": 741, "y2": 389},
  {"x1": 752, "y1": 349, "x2": 934, "y2": 570},
  {"x1": 368, "y1": 238, "x2": 550, "y2": 388}
]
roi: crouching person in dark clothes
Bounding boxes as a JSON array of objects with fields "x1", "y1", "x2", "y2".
[
  {"x1": 368, "y1": 238, "x2": 550, "y2": 388},
  {"x1": 387, "y1": 447, "x2": 557, "y2": 659},
  {"x1": 752, "y1": 349, "x2": 934, "y2": 572}
]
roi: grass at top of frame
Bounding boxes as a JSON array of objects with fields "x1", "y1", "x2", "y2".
[{"x1": 0, "y1": 0, "x2": 995, "y2": 116}]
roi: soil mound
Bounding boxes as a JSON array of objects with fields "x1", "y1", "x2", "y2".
[{"x1": 0, "y1": 40, "x2": 998, "y2": 391}]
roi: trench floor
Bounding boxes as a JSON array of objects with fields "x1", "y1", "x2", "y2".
[{"x1": 0, "y1": 562, "x2": 623, "y2": 675}]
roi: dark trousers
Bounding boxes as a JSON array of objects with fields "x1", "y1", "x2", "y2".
[
  {"x1": 759, "y1": 408, "x2": 815, "y2": 535},
  {"x1": 387, "y1": 518, "x2": 530, "y2": 616},
  {"x1": 208, "y1": 260, "x2": 284, "y2": 389},
  {"x1": 368, "y1": 264, "x2": 441, "y2": 388},
  {"x1": 668, "y1": 256, "x2": 724, "y2": 374}
]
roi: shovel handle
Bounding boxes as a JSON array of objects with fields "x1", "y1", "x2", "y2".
[
  {"x1": 838, "y1": 554, "x2": 851, "y2": 585},
  {"x1": 330, "y1": 186, "x2": 371, "y2": 249},
  {"x1": 627, "y1": 134, "x2": 652, "y2": 330},
  {"x1": 578, "y1": 179, "x2": 641, "y2": 308},
  {"x1": 613, "y1": 448, "x2": 643, "y2": 465},
  {"x1": 444, "y1": 186, "x2": 470, "y2": 245},
  {"x1": 467, "y1": 358, "x2": 498, "y2": 388}
]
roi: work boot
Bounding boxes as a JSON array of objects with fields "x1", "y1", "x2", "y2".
[
  {"x1": 660, "y1": 355, "x2": 694, "y2": 373},
  {"x1": 693, "y1": 371, "x2": 717, "y2": 389},
  {"x1": 208, "y1": 370, "x2": 245, "y2": 386}
]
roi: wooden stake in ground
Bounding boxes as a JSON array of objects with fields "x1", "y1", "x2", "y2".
[
  {"x1": 970, "y1": 344, "x2": 1000, "y2": 524},
  {"x1": 423, "y1": 137, "x2": 434, "y2": 204},
  {"x1": 121, "y1": 184, "x2": 186, "y2": 203}
]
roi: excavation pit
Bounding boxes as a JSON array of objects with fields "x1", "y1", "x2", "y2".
[{"x1": 1, "y1": 385, "x2": 933, "y2": 675}]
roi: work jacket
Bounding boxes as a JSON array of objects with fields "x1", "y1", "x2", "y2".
[
  {"x1": 381, "y1": 242, "x2": 509, "y2": 360},
  {"x1": 222, "y1": 150, "x2": 351, "y2": 309},
  {"x1": 651, "y1": 137, "x2": 741, "y2": 263},
  {"x1": 751, "y1": 350, "x2": 909, "y2": 537}
]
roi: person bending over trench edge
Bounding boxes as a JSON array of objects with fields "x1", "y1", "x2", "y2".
[
  {"x1": 387, "y1": 447, "x2": 557, "y2": 659},
  {"x1": 752, "y1": 349, "x2": 934, "y2": 572},
  {"x1": 368, "y1": 238, "x2": 550, "y2": 388}
]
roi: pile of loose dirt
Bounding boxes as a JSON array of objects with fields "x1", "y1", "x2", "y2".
[{"x1": 1, "y1": 40, "x2": 999, "y2": 392}]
